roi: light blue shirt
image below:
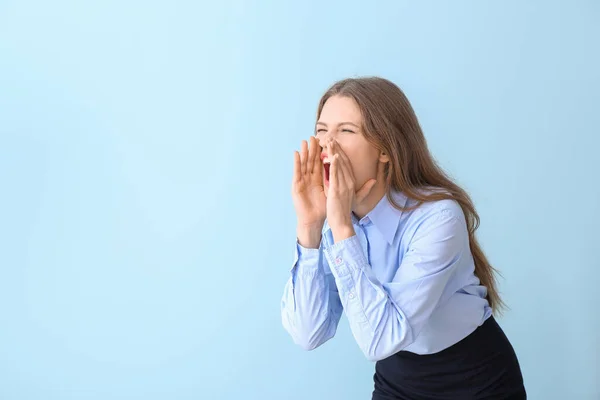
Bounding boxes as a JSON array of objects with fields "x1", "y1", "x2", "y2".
[{"x1": 281, "y1": 191, "x2": 492, "y2": 362}]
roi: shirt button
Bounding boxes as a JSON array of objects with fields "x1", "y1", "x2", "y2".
[
  {"x1": 349, "y1": 292, "x2": 355, "y2": 299},
  {"x1": 335, "y1": 257, "x2": 343, "y2": 265}
]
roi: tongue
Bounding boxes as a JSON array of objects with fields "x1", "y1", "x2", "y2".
[{"x1": 324, "y1": 164, "x2": 330, "y2": 181}]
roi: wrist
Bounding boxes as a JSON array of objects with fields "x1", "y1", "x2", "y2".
[
  {"x1": 296, "y1": 223, "x2": 323, "y2": 249},
  {"x1": 331, "y1": 223, "x2": 355, "y2": 243}
]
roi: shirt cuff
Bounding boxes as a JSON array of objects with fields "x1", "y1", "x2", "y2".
[
  {"x1": 291, "y1": 240, "x2": 322, "y2": 276},
  {"x1": 323, "y1": 234, "x2": 368, "y2": 279}
]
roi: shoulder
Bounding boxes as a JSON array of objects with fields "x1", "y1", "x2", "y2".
[
  {"x1": 406, "y1": 189, "x2": 466, "y2": 225},
  {"x1": 402, "y1": 192, "x2": 468, "y2": 244},
  {"x1": 399, "y1": 194, "x2": 473, "y2": 274}
]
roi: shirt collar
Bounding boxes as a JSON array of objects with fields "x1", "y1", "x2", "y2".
[{"x1": 323, "y1": 191, "x2": 407, "y2": 245}]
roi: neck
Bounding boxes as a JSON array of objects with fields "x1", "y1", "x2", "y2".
[{"x1": 353, "y1": 181, "x2": 387, "y2": 219}]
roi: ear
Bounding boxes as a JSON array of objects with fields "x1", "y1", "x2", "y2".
[{"x1": 379, "y1": 151, "x2": 390, "y2": 163}]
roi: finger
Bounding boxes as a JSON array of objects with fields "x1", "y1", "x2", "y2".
[
  {"x1": 334, "y1": 150, "x2": 351, "y2": 190},
  {"x1": 343, "y1": 164, "x2": 354, "y2": 191},
  {"x1": 331, "y1": 141, "x2": 354, "y2": 190},
  {"x1": 332, "y1": 140, "x2": 356, "y2": 183},
  {"x1": 314, "y1": 136, "x2": 324, "y2": 177},
  {"x1": 334, "y1": 154, "x2": 350, "y2": 192},
  {"x1": 293, "y1": 151, "x2": 302, "y2": 185},
  {"x1": 330, "y1": 154, "x2": 340, "y2": 191},
  {"x1": 300, "y1": 140, "x2": 308, "y2": 176},
  {"x1": 308, "y1": 136, "x2": 318, "y2": 174},
  {"x1": 356, "y1": 179, "x2": 377, "y2": 201},
  {"x1": 312, "y1": 149, "x2": 323, "y2": 183}
]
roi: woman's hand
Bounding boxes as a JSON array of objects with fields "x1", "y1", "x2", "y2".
[
  {"x1": 326, "y1": 140, "x2": 377, "y2": 242},
  {"x1": 292, "y1": 136, "x2": 326, "y2": 247}
]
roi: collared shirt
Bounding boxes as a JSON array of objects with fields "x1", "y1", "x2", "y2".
[{"x1": 281, "y1": 191, "x2": 492, "y2": 362}]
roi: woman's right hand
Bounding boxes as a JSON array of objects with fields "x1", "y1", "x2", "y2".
[{"x1": 292, "y1": 136, "x2": 326, "y2": 248}]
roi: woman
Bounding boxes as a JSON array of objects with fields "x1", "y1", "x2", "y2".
[{"x1": 281, "y1": 77, "x2": 526, "y2": 399}]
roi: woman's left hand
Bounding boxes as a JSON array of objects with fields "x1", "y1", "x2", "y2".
[{"x1": 326, "y1": 140, "x2": 377, "y2": 242}]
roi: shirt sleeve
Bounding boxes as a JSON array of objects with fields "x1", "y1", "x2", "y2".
[
  {"x1": 323, "y1": 206, "x2": 467, "y2": 361},
  {"x1": 281, "y1": 240, "x2": 343, "y2": 351}
]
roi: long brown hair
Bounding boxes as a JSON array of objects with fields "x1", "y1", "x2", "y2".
[{"x1": 317, "y1": 76, "x2": 505, "y2": 314}]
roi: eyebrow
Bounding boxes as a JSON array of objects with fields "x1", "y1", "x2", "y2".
[{"x1": 316, "y1": 121, "x2": 360, "y2": 128}]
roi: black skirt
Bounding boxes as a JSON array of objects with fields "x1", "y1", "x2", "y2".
[{"x1": 372, "y1": 316, "x2": 526, "y2": 400}]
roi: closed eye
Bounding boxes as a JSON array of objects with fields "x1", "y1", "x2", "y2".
[{"x1": 342, "y1": 129, "x2": 355, "y2": 133}]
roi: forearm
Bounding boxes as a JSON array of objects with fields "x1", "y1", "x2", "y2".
[
  {"x1": 323, "y1": 235, "x2": 414, "y2": 361},
  {"x1": 281, "y1": 242, "x2": 341, "y2": 350}
]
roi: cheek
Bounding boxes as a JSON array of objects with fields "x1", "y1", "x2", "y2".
[
  {"x1": 348, "y1": 153, "x2": 379, "y2": 182},
  {"x1": 337, "y1": 140, "x2": 378, "y2": 180},
  {"x1": 347, "y1": 155, "x2": 369, "y2": 178}
]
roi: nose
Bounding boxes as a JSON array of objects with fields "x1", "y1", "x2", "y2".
[{"x1": 317, "y1": 131, "x2": 334, "y2": 148}]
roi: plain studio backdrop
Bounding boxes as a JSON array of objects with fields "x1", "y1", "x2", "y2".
[{"x1": 1, "y1": 1, "x2": 598, "y2": 399}]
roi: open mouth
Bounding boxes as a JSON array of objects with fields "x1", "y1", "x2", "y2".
[
  {"x1": 320, "y1": 152, "x2": 331, "y2": 186},
  {"x1": 323, "y1": 162, "x2": 331, "y2": 185}
]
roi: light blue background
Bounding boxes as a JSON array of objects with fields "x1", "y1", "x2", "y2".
[{"x1": 1, "y1": 1, "x2": 598, "y2": 399}]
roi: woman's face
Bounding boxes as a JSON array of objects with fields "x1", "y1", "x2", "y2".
[{"x1": 316, "y1": 95, "x2": 385, "y2": 197}]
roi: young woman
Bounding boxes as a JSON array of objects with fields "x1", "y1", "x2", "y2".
[{"x1": 281, "y1": 77, "x2": 526, "y2": 399}]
